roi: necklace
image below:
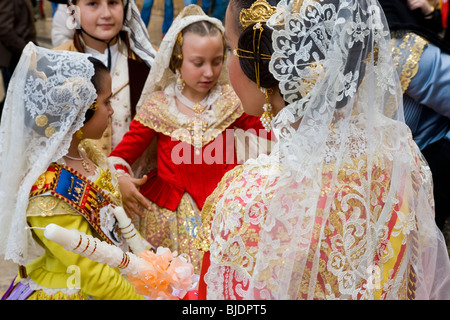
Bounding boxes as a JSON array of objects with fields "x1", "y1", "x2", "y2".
[
  {"x1": 174, "y1": 86, "x2": 210, "y2": 110},
  {"x1": 64, "y1": 150, "x2": 92, "y2": 173},
  {"x1": 174, "y1": 87, "x2": 211, "y2": 155},
  {"x1": 64, "y1": 154, "x2": 82, "y2": 161}
]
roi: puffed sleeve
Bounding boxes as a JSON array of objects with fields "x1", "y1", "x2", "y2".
[
  {"x1": 27, "y1": 212, "x2": 146, "y2": 300},
  {"x1": 109, "y1": 120, "x2": 156, "y2": 174}
]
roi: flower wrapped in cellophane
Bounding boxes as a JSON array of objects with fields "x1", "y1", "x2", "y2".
[{"x1": 128, "y1": 247, "x2": 197, "y2": 300}]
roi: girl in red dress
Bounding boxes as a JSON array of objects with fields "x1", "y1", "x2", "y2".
[{"x1": 109, "y1": 5, "x2": 272, "y2": 274}]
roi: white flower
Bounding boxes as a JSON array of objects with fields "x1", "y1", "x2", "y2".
[{"x1": 392, "y1": 210, "x2": 415, "y2": 244}]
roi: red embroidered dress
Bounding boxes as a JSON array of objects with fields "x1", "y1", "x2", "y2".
[{"x1": 110, "y1": 83, "x2": 272, "y2": 272}]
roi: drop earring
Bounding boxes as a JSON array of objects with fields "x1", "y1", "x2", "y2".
[
  {"x1": 260, "y1": 88, "x2": 274, "y2": 132},
  {"x1": 76, "y1": 128, "x2": 84, "y2": 140},
  {"x1": 176, "y1": 69, "x2": 185, "y2": 91}
]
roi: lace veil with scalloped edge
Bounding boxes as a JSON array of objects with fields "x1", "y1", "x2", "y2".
[
  {"x1": 204, "y1": 0, "x2": 450, "y2": 299},
  {"x1": 0, "y1": 43, "x2": 97, "y2": 265}
]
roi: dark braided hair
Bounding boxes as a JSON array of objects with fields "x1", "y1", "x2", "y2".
[
  {"x1": 84, "y1": 57, "x2": 110, "y2": 123},
  {"x1": 230, "y1": 0, "x2": 281, "y2": 89}
]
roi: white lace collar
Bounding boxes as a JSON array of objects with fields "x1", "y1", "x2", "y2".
[
  {"x1": 164, "y1": 82, "x2": 222, "y2": 126},
  {"x1": 85, "y1": 42, "x2": 120, "y2": 75}
]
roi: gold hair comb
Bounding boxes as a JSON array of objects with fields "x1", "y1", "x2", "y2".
[
  {"x1": 177, "y1": 32, "x2": 183, "y2": 46},
  {"x1": 239, "y1": 0, "x2": 277, "y2": 30},
  {"x1": 89, "y1": 100, "x2": 98, "y2": 111}
]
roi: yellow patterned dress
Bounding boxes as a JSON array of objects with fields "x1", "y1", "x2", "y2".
[{"x1": 3, "y1": 140, "x2": 145, "y2": 300}]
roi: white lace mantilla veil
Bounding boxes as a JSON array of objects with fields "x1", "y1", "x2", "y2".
[
  {"x1": 136, "y1": 4, "x2": 229, "y2": 107},
  {"x1": 204, "y1": 0, "x2": 450, "y2": 299},
  {"x1": 0, "y1": 43, "x2": 97, "y2": 265}
]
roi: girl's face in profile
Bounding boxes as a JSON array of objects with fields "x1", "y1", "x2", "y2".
[
  {"x1": 82, "y1": 71, "x2": 114, "y2": 140},
  {"x1": 224, "y1": 4, "x2": 265, "y2": 117},
  {"x1": 179, "y1": 32, "x2": 224, "y2": 101},
  {"x1": 77, "y1": 0, "x2": 124, "y2": 42}
]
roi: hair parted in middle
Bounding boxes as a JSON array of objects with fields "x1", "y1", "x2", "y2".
[{"x1": 169, "y1": 20, "x2": 227, "y2": 73}]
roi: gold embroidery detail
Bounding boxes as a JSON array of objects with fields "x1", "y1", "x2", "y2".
[
  {"x1": 97, "y1": 169, "x2": 116, "y2": 194},
  {"x1": 239, "y1": 0, "x2": 277, "y2": 30},
  {"x1": 195, "y1": 165, "x2": 246, "y2": 252},
  {"x1": 80, "y1": 139, "x2": 122, "y2": 204},
  {"x1": 35, "y1": 115, "x2": 48, "y2": 127},
  {"x1": 27, "y1": 196, "x2": 79, "y2": 217},
  {"x1": 135, "y1": 84, "x2": 243, "y2": 148},
  {"x1": 204, "y1": 145, "x2": 410, "y2": 299},
  {"x1": 140, "y1": 193, "x2": 204, "y2": 274},
  {"x1": 35, "y1": 174, "x2": 47, "y2": 190},
  {"x1": 390, "y1": 31, "x2": 428, "y2": 94}
]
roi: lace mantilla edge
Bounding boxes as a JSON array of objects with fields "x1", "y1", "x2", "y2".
[{"x1": 135, "y1": 84, "x2": 244, "y2": 147}]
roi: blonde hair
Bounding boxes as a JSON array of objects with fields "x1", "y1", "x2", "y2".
[{"x1": 169, "y1": 20, "x2": 226, "y2": 72}]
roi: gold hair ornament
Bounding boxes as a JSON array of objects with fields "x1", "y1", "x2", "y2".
[
  {"x1": 173, "y1": 32, "x2": 184, "y2": 61},
  {"x1": 239, "y1": 0, "x2": 277, "y2": 30},
  {"x1": 171, "y1": 32, "x2": 183, "y2": 65},
  {"x1": 89, "y1": 100, "x2": 98, "y2": 111},
  {"x1": 234, "y1": 22, "x2": 271, "y2": 89},
  {"x1": 35, "y1": 115, "x2": 48, "y2": 127},
  {"x1": 174, "y1": 31, "x2": 183, "y2": 60},
  {"x1": 177, "y1": 32, "x2": 183, "y2": 46}
]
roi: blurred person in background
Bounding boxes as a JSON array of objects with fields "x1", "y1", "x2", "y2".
[
  {"x1": 140, "y1": 0, "x2": 174, "y2": 37},
  {"x1": 0, "y1": 0, "x2": 36, "y2": 118},
  {"x1": 54, "y1": 0, "x2": 157, "y2": 156},
  {"x1": 380, "y1": 0, "x2": 450, "y2": 231}
]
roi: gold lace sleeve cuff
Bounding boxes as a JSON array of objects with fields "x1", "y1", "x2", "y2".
[{"x1": 391, "y1": 31, "x2": 428, "y2": 94}]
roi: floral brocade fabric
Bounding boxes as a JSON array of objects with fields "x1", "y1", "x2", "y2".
[
  {"x1": 140, "y1": 193, "x2": 204, "y2": 274},
  {"x1": 199, "y1": 115, "x2": 430, "y2": 300}
]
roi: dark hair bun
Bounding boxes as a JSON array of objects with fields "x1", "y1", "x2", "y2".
[{"x1": 237, "y1": 23, "x2": 278, "y2": 89}]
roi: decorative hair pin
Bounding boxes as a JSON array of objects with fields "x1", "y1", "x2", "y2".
[
  {"x1": 177, "y1": 32, "x2": 183, "y2": 46},
  {"x1": 234, "y1": 22, "x2": 272, "y2": 89},
  {"x1": 239, "y1": 0, "x2": 277, "y2": 30},
  {"x1": 172, "y1": 32, "x2": 184, "y2": 61},
  {"x1": 89, "y1": 100, "x2": 98, "y2": 111}
]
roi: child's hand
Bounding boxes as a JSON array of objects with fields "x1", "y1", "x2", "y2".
[{"x1": 118, "y1": 175, "x2": 151, "y2": 219}]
